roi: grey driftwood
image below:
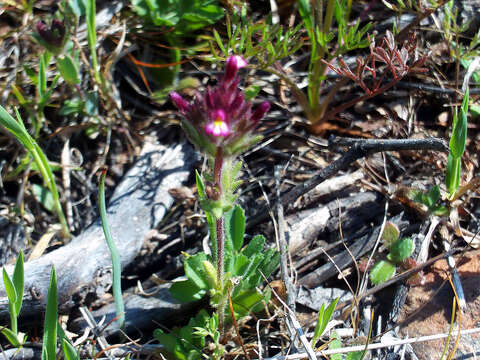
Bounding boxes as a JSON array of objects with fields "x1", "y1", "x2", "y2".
[{"x1": 0, "y1": 140, "x2": 195, "y2": 320}]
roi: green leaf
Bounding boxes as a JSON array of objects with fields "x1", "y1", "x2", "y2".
[
  {"x1": 1, "y1": 328, "x2": 22, "y2": 347},
  {"x1": 446, "y1": 152, "x2": 461, "y2": 196},
  {"x1": 195, "y1": 170, "x2": 206, "y2": 200},
  {"x1": 85, "y1": 91, "x2": 99, "y2": 116},
  {"x1": 432, "y1": 205, "x2": 449, "y2": 216},
  {"x1": 153, "y1": 328, "x2": 178, "y2": 355},
  {"x1": 42, "y1": 266, "x2": 58, "y2": 360},
  {"x1": 0, "y1": 106, "x2": 70, "y2": 237},
  {"x1": 170, "y1": 279, "x2": 206, "y2": 303},
  {"x1": 38, "y1": 54, "x2": 47, "y2": 100},
  {"x1": 227, "y1": 205, "x2": 245, "y2": 252},
  {"x1": 62, "y1": 339, "x2": 80, "y2": 360},
  {"x1": 202, "y1": 260, "x2": 217, "y2": 290},
  {"x1": 231, "y1": 288, "x2": 264, "y2": 317},
  {"x1": 328, "y1": 331, "x2": 343, "y2": 360},
  {"x1": 184, "y1": 253, "x2": 209, "y2": 290},
  {"x1": 297, "y1": 0, "x2": 313, "y2": 36},
  {"x1": 58, "y1": 322, "x2": 79, "y2": 360},
  {"x1": 32, "y1": 183, "x2": 56, "y2": 213},
  {"x1": 3, "y1": 268, "x2": 17, "y2": 307},
  {"x1": 381, "y1": 222, "x2": 400, "y2": 248},
  {"x1": 233, "y1": 254, "x2": 249, "y2": 277},
  {"x1": 12, "y1": 251, "x2": 24, "y2": 317},
  {"x1": 258, "y1": 248, "x2": 280, "y2": 279},
  {"x1": 242, "y1": 235, "x2": 265, "y2": 257},
  {"x1": 213, "y1": 29, "x2": 226, "y2": 54},
  {"x1": 388, "y1": 237, "x2": 414, "y2": 263},
  {"x1": 449, "y1": 93, "x2": 468, "y2": 159},
  {"x1": 244, "y1": 85, "x2": 260, "y2": 101},
  {"x1": 67, "y1": 0, "x2": 86, "y2": 18},
  {"x1": 57, "y1": 55, "x2": 80, "y2": 85},
  {"x1": 59, "y1": 98, "x2": 84, "y2": 116},
  {"x1": 98, "y1": 170, "x2": 125, "y2": 329},
  {"x1": 346, "y1": 351, "x2": 364, "y2": 360},
  {"x1": 426, "y1": 185, "x2": 441, "y2": 208},
  {"x1": 311, "y1": 297, "x2": 339, "y2": 348},
  {"x1": 370, "y1": 260, "x2": 396, "y2": 285}
]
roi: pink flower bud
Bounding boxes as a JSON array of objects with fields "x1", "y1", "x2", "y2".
[
  {"x1": 170, "y1": 91, "x2": 190, "y2": 113},
  {"x1": 36, "y1": 19, "x2": 66, "y2": 50},
  {"x1": 225, "y1": 55, "x2": 247, "y2": 83},
  {"x1": 250, "y1": 102, "x2": 270, "y2": 123}
]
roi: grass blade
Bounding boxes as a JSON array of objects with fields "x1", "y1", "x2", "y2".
[
  {"x1": 42, "y1": 266, "x2": 57, "y2": 360},
  {"x1": 85, "y1": 0, "x2": 100, "y2": 83},
  {"x1": 12, "y1": 250, "x2": 24, "y2": 317},
  {"x1": 2, "y1": 268, "x2": 18, "y2": 333},
  {"x1": 62, "y1": 339, "x2": 80, "y2": 360},
  {"x1": 98, "y1": 169, "x2": 125, "y2": 328},
  {"x1": 1, "y1": 328, "x2": 22, "y2": 347}
]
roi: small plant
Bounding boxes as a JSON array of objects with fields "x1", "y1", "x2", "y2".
[
  {"x1": 327, "y1": 331, "x2": 364, "y2": 360},
  {"x1": 446, "y1": 90, "x2": 469, "y2": 198},
  {"x1": 0, "y1": 107, "x2": 71, "y2": 238},
  {"x1": 164, "y1": 55, "x2": 279, "y2": 358},
  {"x1": 42, "y1": 267, "x2": 58, "y2": 360},
  {"x1": 1, "y1": 251, "x2": 25, "y2": 348},
  {"x1": 297, "y1": 0, "x2": 372, "y2": 126},
  {"x1": 368, "y1": 222, "x2": 415, "y2": 285},
  {"x1": 41, "y1": 266, "x2": 81, "y2": 360},
  {"x1": 154, "y1": 310, "x2": 222, "y2": 360},
  {"x1": 408, "y1": 185, "x2": 448, "y2": 216},
  {"x1": 311, "y1": 297, "x2": 339, "y2": 349},
  {"x1": 319, "y1": 30, "x2": 427, "y2": 131},
  {"x1": 210, "y1": 3, "x2": 430, "y2": 133},
  {"x1": 98, "y1": 169, "x2": 125, "y2": 328},
  {"x1": 169, "y1": 205, "x2": 279, "y2": 316}
]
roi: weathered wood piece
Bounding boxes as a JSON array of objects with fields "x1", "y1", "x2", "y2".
[
  {"x1": 299, "y1": 213, "x2": 410, "y2": 288},
  {"x1": 72, "y1": 285, "x2": 194, "y2": 338},
  {"x1": 287, "y1": 191, "x2": 384, "y2": 255},
  {"x1": 0, "y1": 141, "x2": 195, "y2": 320}
]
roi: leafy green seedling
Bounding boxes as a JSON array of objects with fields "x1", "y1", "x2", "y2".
[
  {"x1": 327, "y1": 331, "x2": 363, "y2": 360},
  {"x1": 369, "y1": 222, "x2": 415, "y2": 285},
  {"x1": 409, "y1": 185, "x2": 448, "y2": 216},
  {"x1": 446, "y1": 90, "x2": 469, "y2": 198},
  {"x1": 311, "y1": 297, "x2": 339, "y2": 348},
  {"x1": 1, "y1": 251, "x2": 25, "y2": 347},
  {"x1": 154, "y1": 310, "x2": 222, "y2": 360},
  {"x1": 170, "y1": 205, "x2": 280, "y2": 319}
]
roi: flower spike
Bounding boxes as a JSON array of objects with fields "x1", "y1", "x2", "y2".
[
  {"x1": 170, "y1": 56, "x2": 269, "y2": 157},
  {"x1": 35, "y1": 19, "x2": 67, "y2": 54}
]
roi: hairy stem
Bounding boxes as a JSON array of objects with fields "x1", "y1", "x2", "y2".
[{"x1": 213, "y1": 148, "x2": 226, "y2": 337}]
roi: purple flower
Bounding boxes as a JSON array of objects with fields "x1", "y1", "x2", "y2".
[
  {"x1": 170, "y1": 56, "x2": 270, "y2": 157},
  {"x1": 35, "y1": 19, "x2": 66, "y2": 54}
]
